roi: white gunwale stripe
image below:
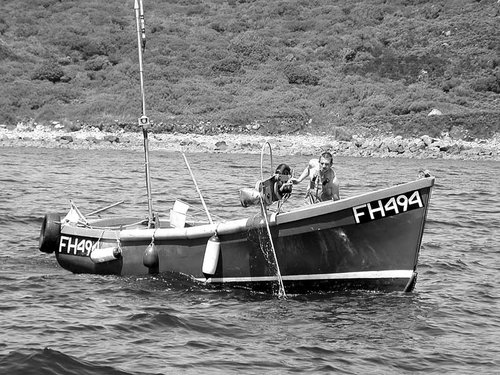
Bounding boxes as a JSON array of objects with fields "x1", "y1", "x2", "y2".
[{"x1": 198, "y1": 270, "x2": 414, "y2": 283}]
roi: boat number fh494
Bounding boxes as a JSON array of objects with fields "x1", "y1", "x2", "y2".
[
  {"x1": 59, "y1": 236, "x2": 98, "y2": 256},
  {"x1": 352, "y1": 190, "x2": 424, "y2": 224}
]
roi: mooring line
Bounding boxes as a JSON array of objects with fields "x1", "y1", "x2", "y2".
[{"x1": 259, "y1": 198, "x2": 286, "y2": 299}]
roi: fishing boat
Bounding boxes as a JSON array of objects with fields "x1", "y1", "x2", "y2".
[{"x1": 38, "y1": 1, "x2": 435, "y2": 296}]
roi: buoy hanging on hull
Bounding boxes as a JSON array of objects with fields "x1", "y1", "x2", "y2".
[
  {"x1": 202, "y1": 233, "x2": 220, "y2": 277},
  {"x1": 143, "y1": 243, "x2": 159, "y2": 269},
  {"x1": 90, "y1": 247, "x2": 121, "y2": 263}
]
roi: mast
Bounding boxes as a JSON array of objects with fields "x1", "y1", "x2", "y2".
[{"x1": 134, "y1": 0, "x2": 154, "y2": 228}]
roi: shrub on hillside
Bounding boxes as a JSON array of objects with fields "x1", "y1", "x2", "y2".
[
  {"x1": 210, "y1": 22, "x2": 225, "y2": 33},
  {"x1": 230, "y1": 32, "x2": 270, "y2": 64},
  {"x1": 219, "y1": 106, "x2": 262, "y2": 127},
  {"x1": 85, "y1": 55, "x2": 110, "y2": 71},
  {"x1": 286, "y1": 20, "x2": 311, "y2": 32},
  {"x1": 0, "y1": 111, "x2": 16, "y2": 125},
  {"x1": 31, "y1": 62, "x2": 65, "y2": 83},
  {"x1": 211, "y1": 58, "x2": 241, "y2": 74},
  {"x1": 0, "y1": 42, "x2": 17, "y2": 61},
  {"x1": 34, "y1": 104, "x2": 60, "y2": 124},
  {"x1": 186, "y1": 4, "x2": 207, "y2": 16},
  {"x1": 388, "y1": 99, "x2": 410, "y2": 116},
  {"x1": 56, "y1": 33, "x2": 115, "y2": 59},
  {"x1": 348, "y1": 52, "x2": 446, "y2": 84},
  {"x1": 15, "y1": 25, "x2": 38, "y2": 38},
  {"x1": 408, "y1": 101, "x2": 433, "y2": 113},
  {"x1": 363, "y1": 93, "x2": 392, "y2": 111},
  {"x1": 283, "y1": 63, "x2": 319, "y2": 86},
  {"x1": 313, "y1": 37, "x2": 344, "y2": 61},
  {"x1": 471, "y1": 72, "x2": 500, "y2": 94},
  {"x1": 441, "y1": 78, "x2": 461, "y2": 92},
  {"x1": 271, "y1": 1, "x2": 301, "y2": 17}
]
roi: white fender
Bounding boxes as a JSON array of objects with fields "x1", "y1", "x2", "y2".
[
  {"x1": 90, "y1": 247, "x2": 121, "y2": 263},
  {"x1": 202, "y1": 233, "x2": 220, "y2": 276}
]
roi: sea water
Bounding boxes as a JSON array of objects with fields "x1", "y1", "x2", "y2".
[{"x1": 0, "y1": 147, "x2": 498, "y2": 374}]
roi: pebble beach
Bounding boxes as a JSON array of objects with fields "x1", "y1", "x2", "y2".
[{"x1": 1, "y1": 123, "x2": 498, "y2": 160}]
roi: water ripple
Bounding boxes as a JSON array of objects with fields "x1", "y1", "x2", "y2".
[{"x1": 0, "y1": 148, "x2": 499, "y2": 374}]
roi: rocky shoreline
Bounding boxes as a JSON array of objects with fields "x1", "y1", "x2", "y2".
[{"x1": 1, "y1": 124, "x2": 498, "y2": 160}]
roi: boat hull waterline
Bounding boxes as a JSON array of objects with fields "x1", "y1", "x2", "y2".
[{"x1": 40, "y1": 178, "x2": 434, "y2": 294}]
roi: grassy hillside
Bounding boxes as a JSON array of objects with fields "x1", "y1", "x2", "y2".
[{"x1": 0, "y1": 0, "x2": 499, "y2": 139}]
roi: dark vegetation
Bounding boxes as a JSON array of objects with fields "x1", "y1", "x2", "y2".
[{"x1": 0, "y1": 0, "x2": 499, "y2": 139}]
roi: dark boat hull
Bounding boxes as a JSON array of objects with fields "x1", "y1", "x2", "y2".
[{"x1": 45, "y1": 177, "x2": 434, "y2": 293}]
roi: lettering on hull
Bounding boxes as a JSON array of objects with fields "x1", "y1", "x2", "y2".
[
  {"x1": 352, "y1": 190, "x2": 424, "y2": 224},
  {"x1": 59, "y1": 235, "x2": 98, "y2": 256}
]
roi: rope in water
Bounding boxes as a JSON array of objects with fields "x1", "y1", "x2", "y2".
[{"x1": 259, "y1": 198, "x2": 286, "y2": 299}]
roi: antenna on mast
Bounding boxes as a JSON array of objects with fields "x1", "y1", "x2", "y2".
[{"x1": 134, "y1": 0, "x2": 154, "y2": 228}]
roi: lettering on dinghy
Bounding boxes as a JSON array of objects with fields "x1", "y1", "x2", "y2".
[
  {"x1": 59, "y1": 235, "x2": 98, "y2": 256},
  {"x1": 352, "y1": 190, "x2": 424, "y2": 224}
]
